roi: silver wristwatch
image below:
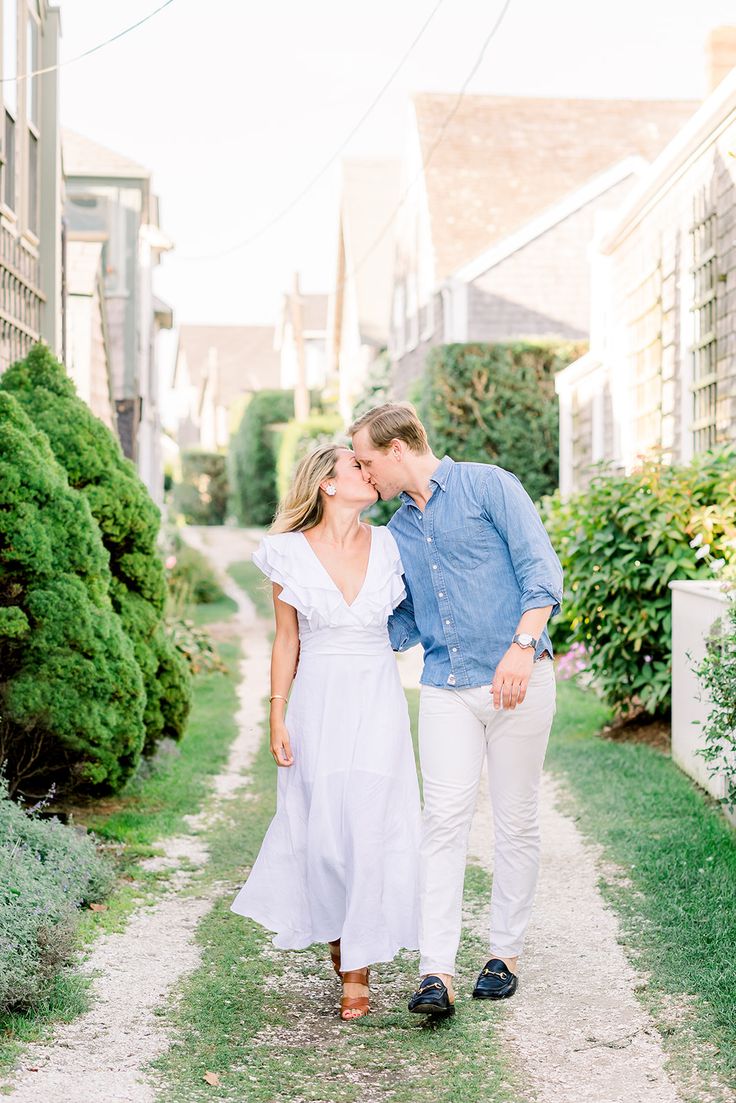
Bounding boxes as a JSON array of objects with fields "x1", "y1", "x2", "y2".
[{"x1": 512, "y1": 632, "x2": 537, "y2": 650}]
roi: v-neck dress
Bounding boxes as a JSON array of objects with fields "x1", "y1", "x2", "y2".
[{"x1": 230, "y1": 525, "x2": 420, "y2": 971}]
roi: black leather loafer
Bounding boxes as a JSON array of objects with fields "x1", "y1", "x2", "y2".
[
  {"x1": 408, "y1": 975, "x2": 456, "y2": 1016},
  {"x1": 472, "y1": 959, "x2": 518, "y2": 1000}
]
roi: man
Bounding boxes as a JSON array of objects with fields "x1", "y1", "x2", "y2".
[{"x1": 350, "y1": 403, "x2": 562, "y2": 1017}]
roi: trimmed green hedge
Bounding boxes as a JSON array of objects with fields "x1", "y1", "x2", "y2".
[
  {"x1": 0, "y1": 392, "x2": 146, "y2": 796},
  {"x1": 542, "y1": 448, "x2": 736, "y2": 719},
  {"x1": 174, "y1": 450, "x2": 228, "y2": 525},
  {"x1": 1, "y1": 346, "x2": 191, "y2": 757},
  {"x1": 229, "y1": 390, "x2": 294, "y2": 525},
  {"x1": 276, "y1": 413, "x2": 343, "y2": 500},
  {"x1": 417, "y1": 341, "x2": 585, "y2": 503}
]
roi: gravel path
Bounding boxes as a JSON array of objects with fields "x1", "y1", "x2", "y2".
[
  {"x1": 5, "y1": 526, "x2": 269, "y2": 1103},
  {"x1": 6, "y1": 530, "x2": 726, "y2": 1103}
]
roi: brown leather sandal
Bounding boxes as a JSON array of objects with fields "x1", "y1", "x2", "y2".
[
  {"x1": 328, "y1": 940, "x2": 341, "y2": 976},
  {"x1": 340, "y1": 968, "x2": 370, "y2": 1020}
]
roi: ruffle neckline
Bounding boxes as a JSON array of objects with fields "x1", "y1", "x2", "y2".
[{"x1": 252, "y1": 528, "x2": 406, "y2": 629}]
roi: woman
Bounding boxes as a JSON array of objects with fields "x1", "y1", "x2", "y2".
[{"x1": 231, "y1": 443, "x2": 420, "y2": 1020}]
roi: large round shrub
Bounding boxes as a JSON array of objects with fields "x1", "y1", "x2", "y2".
[
  {"x1": 229, "y1": 390, "x2": 294, "y2": 525},
  {"x1": 0, "y1": 345, "x2": 191, "y2": 755},
  {"x1": 418, "y1": 341, "x2": 585, "y2": 503},
  {"x1": 0, "y1": 392, "x2": 145, "y2": 796},
  {"x1": 542, "y1": 448, "x2": 736, "y2": 719}
]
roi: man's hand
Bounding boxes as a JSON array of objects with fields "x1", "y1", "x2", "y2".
[{"x1": 491, "y1": 645, "x2": 535, "y2": 710}]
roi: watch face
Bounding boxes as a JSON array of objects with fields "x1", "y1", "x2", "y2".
[{"x1": 516, "y1": 633, "x2": 535, "y2": 647}]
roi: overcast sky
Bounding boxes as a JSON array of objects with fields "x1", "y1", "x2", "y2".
[{"x1": 58, "y1": 0, "x2": 736, "y2": 344}]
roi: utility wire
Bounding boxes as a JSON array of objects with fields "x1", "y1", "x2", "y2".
[
  {"x1": 179, "y1": 0, "x2": 446, "y2": 262},
  {"x1": 0, "y1": 0, "x2": 176, "y2": 84},
  {"x1": 343, "y1": 0, "x2": 513, "y2": 289}
]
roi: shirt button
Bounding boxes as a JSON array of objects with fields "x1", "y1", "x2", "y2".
[
  {"x1": 438, "y1": 592, "x2": 444, "y2": 598},
  {"x1": 426, "y1": 536, "x2": 432, "y2": 542},
  {"x1": 452, "y1": 647, "x2": 458, "y2": 652},
  {"x1": 432, "y1": 564, "x2": 438, "y2": 570},
  {"x1": 447, "y1": 674, "x2": 456, "y2": 685},
  {"x1": 445, "y1": 619, "x2": 451, "y2": 625}
]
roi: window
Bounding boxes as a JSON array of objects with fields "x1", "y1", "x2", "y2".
[
  {"x1": 2, "y1": 0, "x2": 18, "y2": 212},
  {"x1": 27, "y1": 127, "x2": 36, "y2": 233},
  {"x1": 4, "y1": 110, "x2": 14, "y2": 210},
  {"x1": 690, "y1": 185, "x2": 718, "y2": 453}
]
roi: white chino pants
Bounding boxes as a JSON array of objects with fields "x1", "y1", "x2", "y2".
[{"x1": 417, "y1": 657, "x2": 556, "y2": 977}]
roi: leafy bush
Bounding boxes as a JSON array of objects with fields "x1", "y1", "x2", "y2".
[
  {"x1": 229, "y1": 390, "x2": 294, "y2": 525},
  {"x1": 173, "y1": 450, "x2": 228, "y2": 525},
  {"x1": 0, "y1": 346, "x2": 191, "y2": 757},
  {"x1": 0, "y1": 392, "x2": 146, "y2": 796},
  {"x1": 0, "y1": 777, "x2": 113, "y2": 1011},
  {"x1": 695, "y1": 601, "x2": 736, "y2": 812},
  {"x1": 165, "y1": 616, "x2": 227, "y2": 676},
  {"x1": 167, "y1": 541, "x2": 226, "y2": 606},
  {"x1": 417, "y1": 341, "x2": 585, "y2": 503},
  {"x1": 276, "y1": 413, "x2": 343, "y2": 499},
  {"x1": 542, "y1": 449, "x2": 736, "y2": 719}
]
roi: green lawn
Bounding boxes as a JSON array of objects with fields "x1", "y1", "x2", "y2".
[
  {"x1": 227, "y1": 559, "x2": 273, "y2": 619},
  {"x1": 153, "y1": 711, "x2": 521, "y2": 1103},
  {"x1": 546, "y1": 680, "x2": 736, "y2": 1091}
]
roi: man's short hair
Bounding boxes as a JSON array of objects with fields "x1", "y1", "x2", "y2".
[{"x1": 349, "y1": 402, "x2": 430, "y2": 454}]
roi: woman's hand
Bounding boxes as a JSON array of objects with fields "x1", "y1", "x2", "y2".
[{"x1": 270, "y1": 721, "x2": 294, "y2": 767}]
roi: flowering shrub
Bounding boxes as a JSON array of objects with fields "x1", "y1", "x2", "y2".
[
  {"x1": 555, "y1": 642, "x2": 590, "y2": 681},
  {"x1": 542, "y1": 449, "x2": 736, "y2": 718},
  {"x1": 0, "y1": 777, "x2": 114, "y2": 1011}
]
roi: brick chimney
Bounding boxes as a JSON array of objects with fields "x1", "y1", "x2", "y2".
[{"x1": 706, "y1": 26, "x2": 736, "y2": 93}]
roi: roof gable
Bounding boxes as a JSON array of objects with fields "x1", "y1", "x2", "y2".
[{"x1": 413, "y1": 93, "x2": 699, "y2": 279}]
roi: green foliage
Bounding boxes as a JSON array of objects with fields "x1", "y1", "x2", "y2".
[
  {"x1": 418, "y1": 341, "x2": 585, "y2": 503},
  {"x1": 276, "y1": 412, "x2": 343, "y2": 499},
  {"x1": 229, "y1": 390, "x2": 294, "y2": 525},
  {"x1": 167, "y1": 541, "x2": 225, "y2": 606},
  {"x1": 0, "y1": 345, "x2": 191, "y2": 757},
  {"x1": 173, "y1": 450, "x2": 228, "y2": 525},
  {"x1": 0, "y1": 392, "x2": 146, "y2": 796},
  {"x1": 694, "y1": 601, "x2": 736, "y2": 811},
  {"x1": 542, "y1": 449, "x2": 736, "y2": 718},
  {"x1": 0, "y1": 777, "x2": 113, "y2": 1012}
]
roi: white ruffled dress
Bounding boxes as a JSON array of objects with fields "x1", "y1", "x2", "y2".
[{"x1": 230, "y1": 525, "x2": 420, "y2": 972}]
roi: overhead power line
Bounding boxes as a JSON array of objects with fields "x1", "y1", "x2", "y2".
[
  {"x1": 0, "y1": 0, "x2": 177, "y2": 84},
  {"x1": 178, "y1": 0, "x2": 446, "y2": 262}
]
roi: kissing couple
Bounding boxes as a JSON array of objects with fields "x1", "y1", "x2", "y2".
[{"x1": 231, "y1": 403, "x2": 562, "y2": 1020}]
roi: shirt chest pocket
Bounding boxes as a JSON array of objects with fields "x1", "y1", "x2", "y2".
[{"x1": 435, "y1": 519, "x2": 495, "y2": 566}]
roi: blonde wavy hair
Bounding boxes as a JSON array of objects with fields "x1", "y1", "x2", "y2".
[{"x1": 270, "y1": 442, "x2": 344, "y2": 533}]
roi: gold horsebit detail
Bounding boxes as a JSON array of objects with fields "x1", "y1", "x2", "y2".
[{"x1": 482, "y1": 969, "x2": 508, "y2": 979}]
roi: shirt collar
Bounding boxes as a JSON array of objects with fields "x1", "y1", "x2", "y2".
[{"x1": 399, "y1": 455, "x2": 454, "y2": 506}]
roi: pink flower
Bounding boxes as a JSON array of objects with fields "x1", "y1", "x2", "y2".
[{"x1": 165, "y1": 555, "x2": 177, "y2": 570}]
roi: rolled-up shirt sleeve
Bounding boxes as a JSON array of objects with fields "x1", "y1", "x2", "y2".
[
  {"x1": 388, "y1": 583, "x2": 422, "y2": 651},
  {"x1": 481, "y1": 468, "x2": 564, "y2": 618}
]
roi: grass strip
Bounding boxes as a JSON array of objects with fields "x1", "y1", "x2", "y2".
[
  {"x1": 227, "y1": 560, "x2": 272, "y2": 619},
  {"x1": 154, "y1": 698, "x2": 520, "y2": 1103},
  {"x1": 547, "y1": 680, "x2": 736, "y2": 1091}
]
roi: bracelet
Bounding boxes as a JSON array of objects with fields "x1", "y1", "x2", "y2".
[{"x1": 269, "y1": 694, "x2": 288, "y2": 704}]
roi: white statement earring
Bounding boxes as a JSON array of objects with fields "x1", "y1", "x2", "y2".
[{"x1": 325, "y1": 484, "x2": 337, "y2": 496}]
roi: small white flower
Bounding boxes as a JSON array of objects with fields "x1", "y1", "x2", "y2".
[
  {"x1": 695, "y1": 544, "x2": 711, "y2": 560},
  {"x1": 710, "y1": 558, "x2": 726, "y2": 572},
  {"x1": 690, "y1": 534, "x2": 703, "y2": 548}
]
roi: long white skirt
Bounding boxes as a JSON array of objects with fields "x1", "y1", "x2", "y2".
[{"x1": 230, "y1": 645, "x2": 421, "y2": 973}]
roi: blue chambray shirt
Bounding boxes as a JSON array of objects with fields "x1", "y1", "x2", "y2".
[{"x1": 387, "y1": 456, "x2": 563, "y2": 689}]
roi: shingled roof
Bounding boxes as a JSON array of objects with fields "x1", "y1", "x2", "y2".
[
  {"x1": 413, "y1": 93, "x2": 699, "y2": 280},
  {"x1": 62, "y1": 128, "x2": 151, "y2": 180}
]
